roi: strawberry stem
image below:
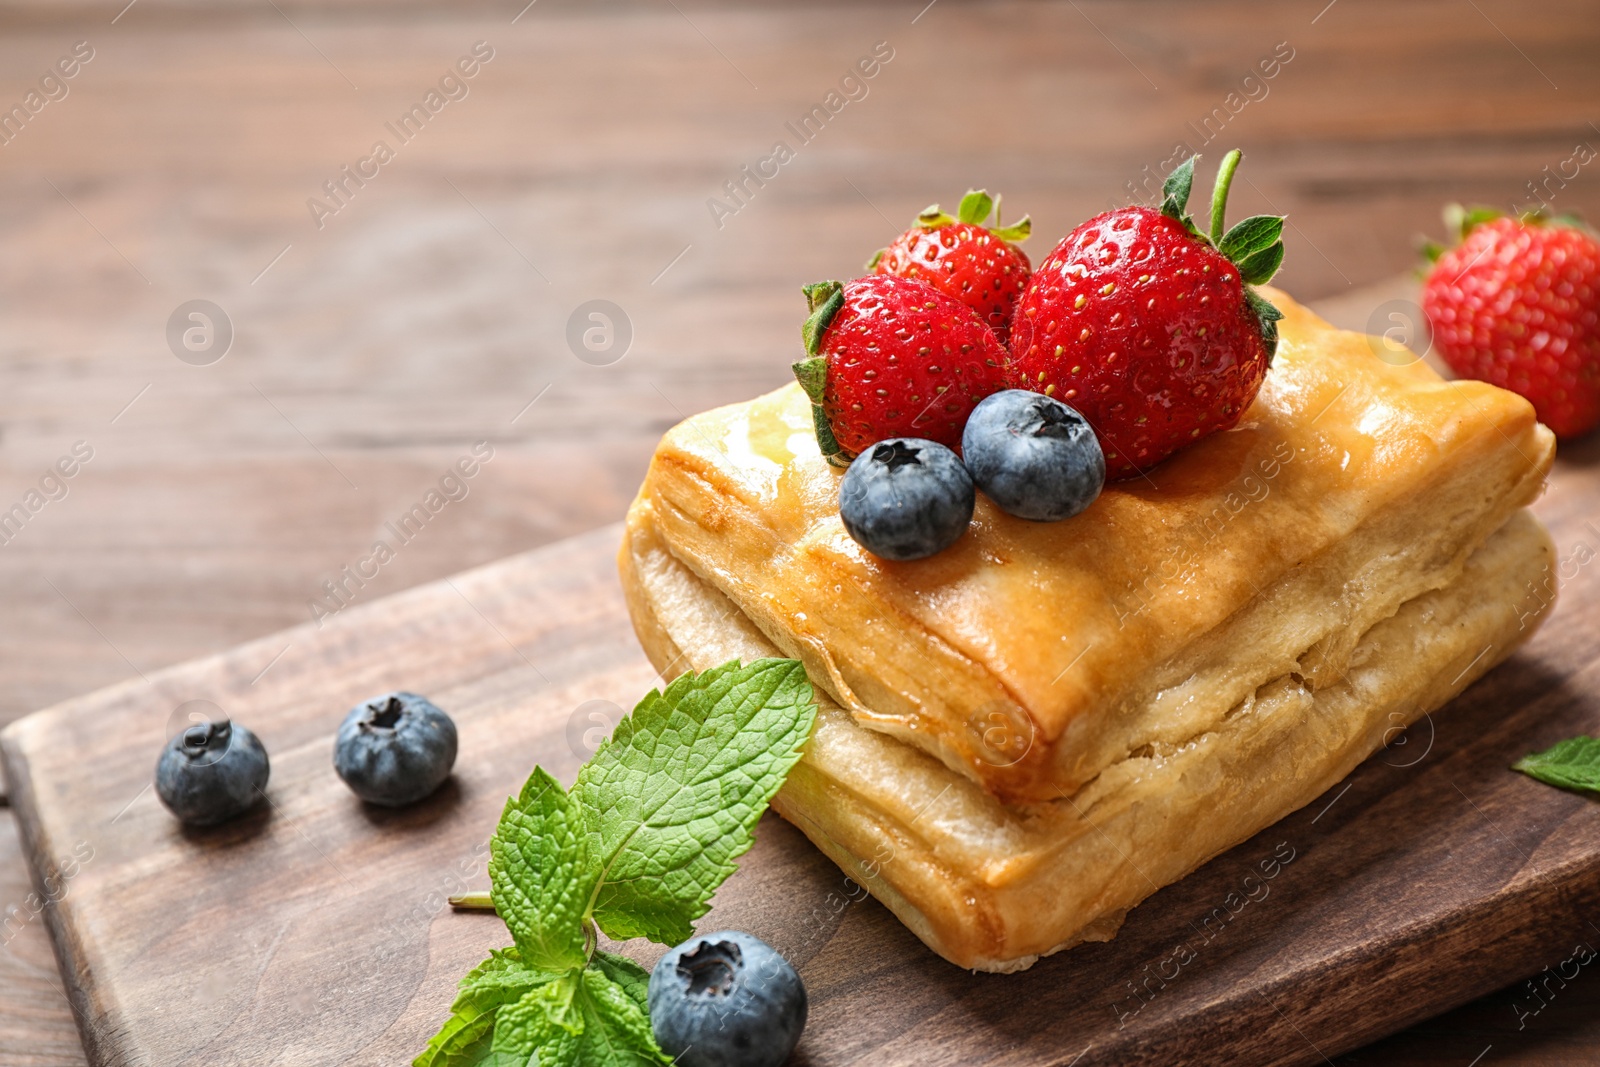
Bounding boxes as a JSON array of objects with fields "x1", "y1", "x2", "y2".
[{"x1": 1209, "y1": 149, "x2": 1242, "y2": 247}]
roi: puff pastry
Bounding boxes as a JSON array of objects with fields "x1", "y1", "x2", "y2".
[
  {"x1": 619, "y1": 288, "x2": 1559, "y2": 971},
  {"x1": 621, "y1": 501, "x2": 1555, "y2": 971},
  {"x1": 633, "y1": 288, "x2": 1554, "y2": 803}
]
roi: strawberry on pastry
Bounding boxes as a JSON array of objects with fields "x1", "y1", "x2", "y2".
[
  {"x1": 791, "y1": 275, "x2": 1009, "y2": 465},
  {"x1": 1422, "y1": 207, "x2": 1600, "y2": 439},
  {"x1": 870, "y1": 189, "x2": 1033, "y2": 345},
  {"x1": 1009, "y1": 150, "x2": 1286, "y2": 480}
]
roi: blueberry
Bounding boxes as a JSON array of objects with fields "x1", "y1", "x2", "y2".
[
  {"x1": 962, "y1": 389, "x2": 1106, "y2": 521},
  {"x1": 333, "y1": 692, "x2": 458, "y2": 806},
  {"x1": 155, "y1": 719, "x2": 270, "y2": 826},
  {"x1": 838, "y1": 438, "x2": 974, "y2": 560},
  {"x1": 648, "y1": 931, "x2": 806, "y2": 1067}
]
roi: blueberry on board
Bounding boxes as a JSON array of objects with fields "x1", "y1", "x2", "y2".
[
  {"x1": 962, "y1": 389, "x2": 1106, "y2": 521},
  {"x1": 648, "y1": 931, "x2": 807, "y2": 1067},
  {"x1": 154, "y1": 719, "x2": 270, "y2": 826},
  {"x1": 333, "y1": 692, "x2": 458, "y2": 807},
  {"x1": 837, "y1": 438, "x2": 975, "y2": 561}
]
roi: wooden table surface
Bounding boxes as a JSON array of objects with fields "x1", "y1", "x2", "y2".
[{"x1": 1, "y1": 1, "x2": 1598, "y2": 1063}]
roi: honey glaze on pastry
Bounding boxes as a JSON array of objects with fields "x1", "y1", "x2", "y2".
[{"x1": 639, "y1": 288, "x2": 1555, "y2": 803}]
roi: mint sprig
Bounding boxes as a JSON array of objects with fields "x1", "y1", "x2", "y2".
[
  {"x1": 489, "y1": 767, "x2": 595, "y2": 972},
  {"x1": 1514, "y1": 736, "x2": 1600, "y2": 795},
  {"x1": 415, "y1": 659, "x2": 818, "y2": 1067}
]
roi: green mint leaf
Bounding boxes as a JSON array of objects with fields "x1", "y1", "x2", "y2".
[
  {"x1": 488, "y1": 767, "x2": 598, "y2": 973},
  {"x1": 455, "y1": 948, "x2": 561, "y2": 1008},
  {"x1": 591, "y1": 951, "x2": 653, "y2": 1012},
  {"x1": 1514, "y1": 736, "x2": 1600, "y2": 794},
  {"x1": 1218, "y1": 214, "x2": 1285, "y2": 264},
  {"x1": 1235, "y1": 240, "x2": 1286, "y2": 286},
  {"x1": 414, "y1": 948, "x2": 557, "y2": 1067},
  {"x1": 413, "y1": 1008, "x2": 496, "y2": 1067},
  {"x1": 419, "y1": 953, "x2": 669, "y2": 1067},
  {"x1": 418, "y1": 1027, "x2": 506, "y2": 1067},
  {"x1": 491, "y1": 972, "x2": 583, "y2": 1056},
  {"x1": 956, "y1": 189, "x2": 994, "y2": 226},
  {"x1": 421, "y1": 661, "x2": 817, "y2": 1065},
  {"x1": 576, "y1": 659, "x2": 817, "y2": 945},
  {"x1": 567, "y1": 967, "x2": 672, "y2": 1066}
]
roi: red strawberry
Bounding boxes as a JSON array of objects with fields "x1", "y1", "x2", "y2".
[
  {"x1": 1421, "y1": 207, "x2": 1600, "y2": 439},
  {"x1": 870, "y1": 190, "x2": 1032, "y2": 345},
  {"x1": 791, "y1": 275, "x2": 1009, "y2": 464},
  {"x1": 1009, "y1": 150, "x2": 1285, "y2": 480}
]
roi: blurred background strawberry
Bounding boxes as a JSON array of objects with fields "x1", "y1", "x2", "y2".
[{"x1": 1422, "y1": 207, "x2": 1600, "y2": 438}]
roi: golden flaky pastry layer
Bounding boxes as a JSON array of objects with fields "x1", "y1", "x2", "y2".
[
  {"x1": 622, "y1": 504, "x2": 1555, "y2": 970},
  {"x1": 635, "y1": 288, "x2": 1555, "y2": 802}
]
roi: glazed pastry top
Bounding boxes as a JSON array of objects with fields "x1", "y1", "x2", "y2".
[{"x1": 641, "y1": 288, "x2": 1553, "y2": 800}]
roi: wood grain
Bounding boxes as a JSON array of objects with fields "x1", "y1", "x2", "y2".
[
  {"x1": 3, "y1": 463, "x2": 1600, "y2": 1065},
  {"x1": 2, "y1": 0, "x2": 1600, "y2": 1062},
  {"x1": 2, "y1": 0, "x2": 1599, "y2": 731},
  {"x1": 0, "y1": 814, "x2": 90, "y2": 1067}
]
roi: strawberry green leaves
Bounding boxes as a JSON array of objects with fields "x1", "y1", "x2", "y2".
[
  {"x1": 914, "y1": 188, "x2": 1032, "y2": 243},
  {"x1": 1160, "y1": 150, "x2": 1287, "y2": 359},
  {"x1": 415, "y1": 659, "x2": 818, "y2": 1067},
  {"x1": 1423, "y1": 203, "x2": 1594, "y2": 264},
  {"x1": 1160, "y1": 156, "x2": 1198, "y2": 234},
  {"x1": 579, "y1": 659, "x2": 817, "y2": 944},
  {"x1": 957, "y1": 189, "x2": 995, "y2": 226},
  {"x1": 790, "y1": 354, "x2": 840, "y2": 464},
  {"x1": 1244, "y1": 289, "x2": 1286, "y2": 361},
  {"x1": 1218, "y1": 213, "x2": 1287, "y2": 286},
  {"x1": 1514, "y1": 736, "x2": 1600, "y2": 795},
  {"x1": 1161, "y1": 150, "x2": 1286, "y2": 286},
  {"x1": 794, "y1": 281, "x2": 852, "y2": 468},
  {"x1": 799, "y1": 281, "x2": 845, "y2": 357}
]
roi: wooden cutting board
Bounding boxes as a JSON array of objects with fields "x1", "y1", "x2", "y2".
[{"x1": 7, "y1": 449, "x2": 1600, "y2": 1066}]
